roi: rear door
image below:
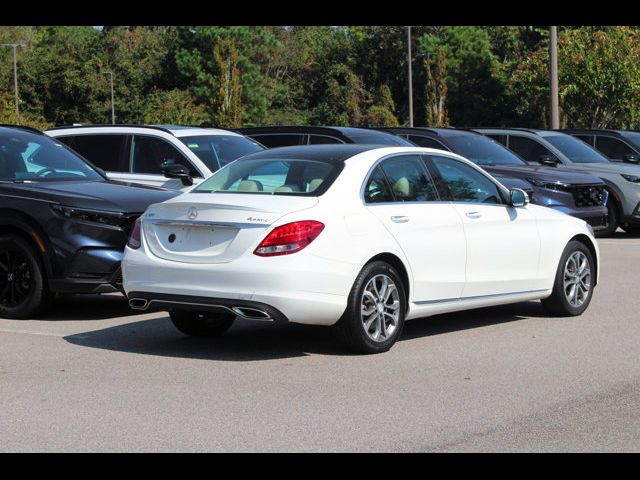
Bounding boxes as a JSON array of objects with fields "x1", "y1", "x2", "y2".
[
  {"x1": 428, "y1": 154, "x2": 542, "y2": 297},
  {"x1": 56, "y1": 134, "x2": 128, "y2": 173},
  {"x1": 364, "y1": 154, "x2": 467, "y2": 302}
]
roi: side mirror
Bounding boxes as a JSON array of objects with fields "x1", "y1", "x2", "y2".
[
  {"x1": 622, "y1": 154, "x2": 640, "y2": 164},
  {"x1": 510, "y1": 188, "x2": 529, "y2": 208},
  {"x1": 162, "y1": 163, "x2": 193, "y2": 186},
  {"x1": 539, "y1": 154, "x2": 559, "y2": 167}
]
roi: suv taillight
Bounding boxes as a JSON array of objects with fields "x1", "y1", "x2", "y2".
[
  {"x1": 127, "y1": 218, "x2": 142, "y2": 249},
  {"x1": 254, "y1": 221, "x2": 325, "y2": 257}
]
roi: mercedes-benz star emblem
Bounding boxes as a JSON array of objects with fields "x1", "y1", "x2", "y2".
[{"x1": 187, "y1": 207, "x2": 198, "y2": 220}]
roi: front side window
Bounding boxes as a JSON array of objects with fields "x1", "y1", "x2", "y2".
[
  {"x1": 508, "y1": 136, "x2": 557, "y2": 164},
  {"x1": 130, "y1": 136, "x2": 196, "y2": 175},
  {"x1": 0, "y1": 130, "x2": 103, "y2": 182},
  {"x1": 308, "y1": 135, "x2": 343, "y2": 145},
  {"x1": 544, "y1": 135, "x2": 609, "y2": 163},
  {"x1": 377, "y1": 155, "x2": 439, "y2": 202},
  {"x1": 194, "y1": 157, "x2": 341, "y2": 196},
  {"x1": 430, "y1": 155, "x2": 503, "y2": 204},
  {"x1": 574, "y1": 134, "x2": 594, "y2": 147},
  {"x1": 179, "y1": 135, "x2": 264, "y2": 171},
  {"x1": 407, "y1": 135, "x2": 448, "y2": 150},
  {"x1": 594, "y1": 136, "x2": 636, "y2": 160}
]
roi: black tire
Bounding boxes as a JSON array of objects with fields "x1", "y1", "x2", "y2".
[
  {"x1": 597, "y1": 198, "x2": 619, "y2": 237},
  {"x1": 169, "y1": 310, "x2": 235, "y2": 337},
  {"x1": 541, "y1": 240, "x2": 595, "y2": 317},
  {"x1": 332, "y1": 261, "x2": 406, "y2": 354},
  {"x1": 0, "y1": 234, "x2": 50, "y2": 319}
]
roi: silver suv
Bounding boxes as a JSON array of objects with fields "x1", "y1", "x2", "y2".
[{"x1": 474, "y1": 128, "x2": 640, "y2": 235}]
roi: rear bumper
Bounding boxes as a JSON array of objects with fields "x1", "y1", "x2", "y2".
[{"x1": 122, "y1": 246, "x2": 356, "y2": 326}]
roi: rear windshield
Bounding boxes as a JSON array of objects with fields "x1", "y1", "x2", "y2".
[
  {"x1": 193, "y1": 157, "x2": 343, "y2": 196},
  {"x1": 178, "y1": 135, "x2": 264, "y2": 171},
  {"x1": 545, "y1": 135, "x2": 609, "y2": 163}
]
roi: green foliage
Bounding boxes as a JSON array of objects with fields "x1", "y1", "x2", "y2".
[{"x1": 2, "y1": 26, "x2": 640, "y2": 131}]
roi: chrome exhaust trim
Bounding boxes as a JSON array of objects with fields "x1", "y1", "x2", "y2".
[
  {"x1": 231, "y1": 306, "x2": 273, "y2": 321},
  {"x1": 129, "y1": 298, "x2": 149, "y2": 310}
]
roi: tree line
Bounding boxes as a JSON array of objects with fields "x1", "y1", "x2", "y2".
[{"x1": 1, "y1": 26, "x2": 640, "y2": 131}]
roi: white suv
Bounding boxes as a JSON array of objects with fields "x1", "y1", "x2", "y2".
[{"x1": 46, "y1": 125, "x2": 265, "y2": 191}]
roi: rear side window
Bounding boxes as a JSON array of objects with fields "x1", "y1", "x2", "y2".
[
  {"x1": 377, "y1": 155, "x2": 439, "y2": 202},
  {"x1": 407, "y1": 135, "x2": 448, "y2": 150},
  {"x1": 595, "y1": 136, "x2": 636, "y2": 160},
  {"x1": 364, "y1": 166, "x2": 393, "y2": 203},
  {"x1": 250, "y1": 134, "x2": 305, "y2": 148},
  {"x1": 61, "y1": 134, "x2": 127, "y2": 171},
  {"x1": 308, "y1": 135, "x2": 343, "y2": 145},
  {"x1": 130, "y1": 136, "x2": 197, "y2": 176}
]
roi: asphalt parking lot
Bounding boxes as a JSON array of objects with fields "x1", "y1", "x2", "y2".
[{"x1": 1, "y1": 233, "x2": 639, "y2": 452}]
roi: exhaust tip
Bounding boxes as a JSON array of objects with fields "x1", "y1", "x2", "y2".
[
  {"x1": 129, "y1": 298, "x2": 149, "y2": 310},
  {"x1": 232, "y1": 306, "x2": 272, "y2": 321}
]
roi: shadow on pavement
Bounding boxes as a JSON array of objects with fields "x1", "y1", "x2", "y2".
[
  {"x1": 41, "y1": 293, "x2": 139, "y2": 321},
  {"x1": 63, "y1": 301, "x2": 548, "y2": 361}
]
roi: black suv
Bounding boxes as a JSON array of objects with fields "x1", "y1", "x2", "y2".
[
  {"x1": 0, "y1": 125, "x2": 177, "y2": 318},
  {"x1": 561, "y1": 129, "x2": 640, "y2": 164}
]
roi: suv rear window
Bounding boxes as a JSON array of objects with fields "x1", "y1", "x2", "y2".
[{"x1": 194, "y1": 157, "x2": 343, "y2": 196}]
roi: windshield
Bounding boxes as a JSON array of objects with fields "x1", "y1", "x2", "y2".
[
  {"x1": 194, "y1": 157, "x2": 342, "y2": 196},
  {"x1": 179, "y1": 135, "x2": 264, "y2": 172},
  {"x1": 545, "y1": 135, "x2": 609, "y2": 163},
  {"x1": 445, "y1": 134, "x2": 525, "y2": 166},
  {"x1": 0, "y1": 129, "x2": 103, "y2": 182}
]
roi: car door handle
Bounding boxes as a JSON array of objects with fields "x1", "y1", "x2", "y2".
[
  {"x1": 465, "y1": 211, "x2": 482, "y2": 219},
  {"x1": 390, "y1": 216, "x2": 410, "y2": 223}
]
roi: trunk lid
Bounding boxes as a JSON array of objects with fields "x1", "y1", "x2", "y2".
[{"x1": 141, "y1": 193, "x2": 318, "y2": 263}]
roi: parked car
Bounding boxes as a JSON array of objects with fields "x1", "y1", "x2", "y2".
[
  {"x1": 474, "y1": 128, "x2": 640, "y2": 235},
  {"x1": 0, "y1": 125, "x2": 178, "y2": 319},
  {"x1": 561, "y1": 129, "x2": 640, "y2": 164},
  {"x1": 379, "y1": 127, "x2": 609, "y2": 232},
  {"x1": 46, "y1": 125, "x2": 265, "y2": 191},
  {"x1": 123, "y1": 144, "x2": 599, "y2": 353},
  {"x1": 236, "y1": 125, "x2": 415, "y2": 147}
]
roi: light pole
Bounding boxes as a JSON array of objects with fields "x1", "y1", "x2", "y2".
[
  {"x1": 103, "y1": 70, "x2": 115, "y2": 124},
  {"x1": 407, "y1": 26, "x2": 413, "y2": 127},
  {"x1": 1, "y1": 43, "x2": 26, "y2": 117},
  {"x1": 549, "y1": 26, "x2": 559, "y2": 129}
]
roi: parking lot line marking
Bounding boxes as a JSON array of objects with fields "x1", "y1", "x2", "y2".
[{"x1": 0, "y1": 328, "x2": 67, "y2": 338}]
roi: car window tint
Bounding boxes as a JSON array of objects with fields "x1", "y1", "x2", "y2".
[
  {"x1": 407, "y1": 135, "x2": 448, "y2": 150},
  {"x1": 130, "y1": 136, "x2": 195, "y2": 175},
  {"x1": 250, "y1": 134, "x2": 304, "y2": 148},
  {"x1": 595, "y1": 136, "x2": 636, "y2": 160},
  {"x1": 308, "y1": 135, "x2": 343, "y2": 145},
  {"x1": 364, "y1": 166, "x2": 393, "y2": 203},
  {"x1": 574, "y1": 134, "x2": 594, "y2": 147},
  {"x1": 378, "y1": 155, "x2": 438, "y2": 202},
  {"x1": 430, "y1": 155, "x2": 502, "y2": 204},
  {"x1": 508, "y1": 136, "x2": 556, "y2": 164},
  {"x1": 64, "y1": 134, "x2": 126, "y2": 171}
]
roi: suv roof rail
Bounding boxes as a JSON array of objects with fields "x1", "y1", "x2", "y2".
[{"x1": 0, "y1": 124, "x2": 45, "y2": 135}]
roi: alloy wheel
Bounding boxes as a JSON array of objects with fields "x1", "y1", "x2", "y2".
[
  {"x1": 360, "y1": 274, "x2": 401, "y2": 342},
  {"x1": 563, "y1": 251, "x2": 591, "y2": 308},
  {"x1": 0, "y1": 249, "x2": 33, "y2": 309}
]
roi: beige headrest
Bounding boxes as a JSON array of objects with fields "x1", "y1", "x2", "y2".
[
  {"x1": 275, "y1": 184, "x2": 301, "y2": 193},
  {"x1": 308, "y1": 178, "x2": 323, "y2": 192},
  {"x1": 237, "y1": 180, "x2": 263, "y2": 192},
  {"x1": 392, "y1": 177, "x2": 410, "y2": 197}
]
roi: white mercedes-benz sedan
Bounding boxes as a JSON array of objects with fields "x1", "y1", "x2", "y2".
[{"x1": 122, "y1": 145, "x2": 599, "y2": 353}]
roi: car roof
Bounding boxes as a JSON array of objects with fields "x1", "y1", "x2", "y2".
[
  {"x1": 561, "y1": 128, "x2": 640, "y2": 138},
  {"x1": 46, "y1": 124, "x2": 241, "y2": 138},
  {"x1": 0, "y1": 124, "x2": 45, "y2": 135},
  {"x1": 379, "y1": 126, "x2": 483, "y2": 138},
  {"x1": 233, "y1": 144, "x2": 390, "y2": 163},
  {"x1": 235, "y1": 125, "x2": 407, "y2": 140},
  {"x1": 473, "y1": 127, "x2": 567, "y2": 138}
]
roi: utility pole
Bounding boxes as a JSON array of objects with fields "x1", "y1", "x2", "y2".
[
  {"x1": 407, "y1": 26, "x2": 414, "y2": 127},
  {"x1": 549, "y1": 26, "x2": 559, "y2": 129},
  {"x1": 1, "y1": 43, "x2": 26, "y2": 117},
  {"x1": 104, "y1": 70, "x2": 115, "y2": 124}
]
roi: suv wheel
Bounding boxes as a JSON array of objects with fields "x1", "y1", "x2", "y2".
[
  {"x1": 169, "y1": 310, "x2": 235, "y2": 337},
  {"x1": 597, "y1": 198, "x2": 619, "y2": 237},
  {"x1": 0, "y1": 235, "x2": 50, "y2": 319}
]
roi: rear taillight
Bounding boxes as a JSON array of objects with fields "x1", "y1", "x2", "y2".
[
  {"x1": 127, "y1": 218, "x2": 142, "y2": 249},
  {"x1": 254, "y1": 220, "x2": 325, "y2": 257}
]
